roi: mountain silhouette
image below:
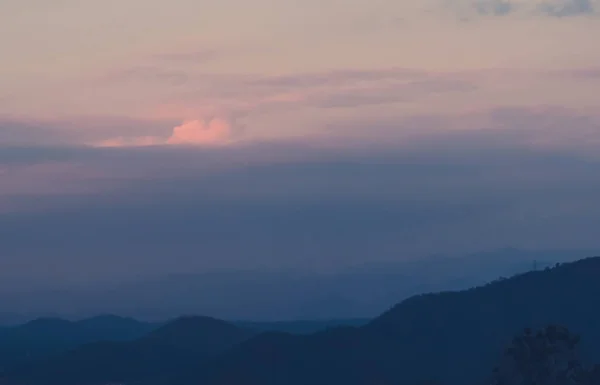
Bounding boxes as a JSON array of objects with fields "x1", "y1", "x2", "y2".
[
  {"x1": 182, "y1": 256, "x2": 600, "y2": 385},
  {"x1": 4, "y1": 256, "x2": 600, "y2": 385},
  {"x1": 0, "y1": 313, "x2": 365, "y2": 381},
  {"x1": 3, "y1": 316, "x2": 254, "y2": 385},
  {"x1": 233, "y1": 318, "x2": 368, "y2": 334},
  {"x1": 0, "y1": 315, "x2": 156, "y2": 371},
  {"x1": 141, "y1": 316, "x2": 255, "y2": 353}
]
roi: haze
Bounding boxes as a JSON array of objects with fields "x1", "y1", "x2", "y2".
[{"x1": 1, "y1": 0, "x2": 600, "y2": 320}]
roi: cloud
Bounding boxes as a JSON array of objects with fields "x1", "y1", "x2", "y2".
[
  {"x1": 4, "y1": 105, "x2": 600, "y2": 196},
  {"x1": 94, "y1": 65, "x2": 600, "y2": 134},
  {"x1": 441, "y1": 0, "x2": 515, "y2": 18},
  {"x1": 245, "y1": 69, "x2": 427, "y2": 88},
  {"x1": 473, "y1": 0, "x2": 514, "y2": 15},
  {"x1": 94, "y1": 117, "x2": 235, "y2": 148},
  {"x1": 537, "y1": 0, "x2": 596, "y2": 16},
  {"x1": 166, "y1": 118, "x2": 232, "y2": 145},
  {"x1": 161, "y1": 68, "x2": 479, "y2": 119},
  {"x1": 0, "y1": 115, "x2": 178, "y2": 147},
  {"x1": 305, "y1": 78, "x2": 475, "y2": 109},
  {"x1": 3, "y1": 113, "x2": 600, "y2": 288},
  {"x1": 447, "y1": 0, "x2": 597, "y2": 17},
  {"x1": 4, "y1": 64, "x2": 600, "y2": 149},
  {"x1": 102, "y1": 65, "x2": 190, "y2": 87},
  {"x1": 567, "y1": 68, "x2": 600, "y2": 78},
  {"x1": 2, "y1": 105, "x2": 600, "y2": 293},
  {"x1": 0, "y1": 117, "x2": 72, "y2": 146},
  {"x1": 99, "y1": 66, "x2": 473, "y2": 113},
  {"x1": 152, "y1": 49, "x2": 221, "y2": 63},
  {"x1": 94, "y1": 136, "x2": 165, "y2": 148}
]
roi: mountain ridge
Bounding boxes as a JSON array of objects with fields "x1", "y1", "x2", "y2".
[
  {"x1": 184, "y1": 255, "x2": 600, "y2": 385},
  {"x1": 3, "y1": 255, "x2": 600, "y2": 385}
]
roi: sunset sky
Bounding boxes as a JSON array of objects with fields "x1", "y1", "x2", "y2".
[{"x1": 1, "y1": 0, "x2": 600, "y2": 293}]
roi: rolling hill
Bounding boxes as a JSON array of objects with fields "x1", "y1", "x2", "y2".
[
  {"x1": 0, "y1": 315, "x2": 156, "y2": 371},
  {"x1": 4, "y1": 256, "x2": 600, "y2": 385},
  {"x1": 184, "y1": 256, "x2": 600, "y2": 385},
  {"x1": 3, "y1": 316, "x2": 254, "y2": 385},
  {"x1": 0, "y1": 313, "x2": 366, "y2": 379}
]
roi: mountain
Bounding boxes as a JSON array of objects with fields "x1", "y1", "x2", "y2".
[
  {"x1": 4, "y1": 316, "x2": 255, "y2": 385},
  {"x1": 0, "y1": 314, "x2": 365, "y2": 376},
  {"x1": 0, "y1": 315, "x2": 157, "y2": 370},
  {"x1": 234, "y1": 318, "x2": 369, "y2": 334},
  {"x1": 5, "y1": 256, "x2": 600, "y2": 385},
  {"x1": 141, "y1": 316, "x2": 255, "y2": 353},
  {"x1": 180, "y1": 256, "x2": 600, "y2": 385}
]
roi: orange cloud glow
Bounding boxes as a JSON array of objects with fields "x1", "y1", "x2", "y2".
[
  {"x1": 92, "y1": 117, "x2": 233, "y2": 148},
  {"x1": 166, "y1": 118, "x2": 232, "y2": 145},
  {"x1": 94, "y1": 136, "x2": 164, "y2": 148}
]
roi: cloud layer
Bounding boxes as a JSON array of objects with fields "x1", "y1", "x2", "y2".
[
  {"x1": 539, "y1": 0, "x2": 595, "y2": 16},
  {"x1": 1, "y1": 0, "x2": 600, "y2": 305},
  {"x1": 166, "y1": 118, "x2": 232, "y2": 145},
  {"x1": 453, "y1": 0, "x2": 598, "y2": 16},
  {"x1": 4, "y1": 65, "x2": 599, "y2": 148},
  {"x1": 3, "y1": 126, "x2": 600, "y2": 286},
  {"x1": 94, "y1": 117, "x2": 234, "y2": 147}
]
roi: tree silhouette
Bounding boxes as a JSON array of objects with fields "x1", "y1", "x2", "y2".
[{"x1": 491, "y1": 325, "x2": 598, "y2": 385}]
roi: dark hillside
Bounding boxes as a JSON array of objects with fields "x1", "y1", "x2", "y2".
[
  {"x1": 192, "y1": 257, "x2": 600, "y2": 385},
  {"x1": 4, "y1": 257, "x2": 600, "y2": 385},
  {"x1": 4, "y1": 316, "x2": 254, "y2": 385},
  {"x1": 0, "y1": 315, "x2": 156, "y2": 370}
]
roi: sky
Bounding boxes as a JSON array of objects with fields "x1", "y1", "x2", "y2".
[{"x1": 1, "y1": 0, "x2": 600, "y2": 296}]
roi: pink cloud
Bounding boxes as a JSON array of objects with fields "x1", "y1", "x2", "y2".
[
  {"x1": 94, "y1": 136, "x2": 165, "y2": 148},
  {"x1": 92, "y1": 117, "x2": 234, "y2": 148},
  {"x1": 166, "y1": 118, "x2": 232, "y2": 145}
]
